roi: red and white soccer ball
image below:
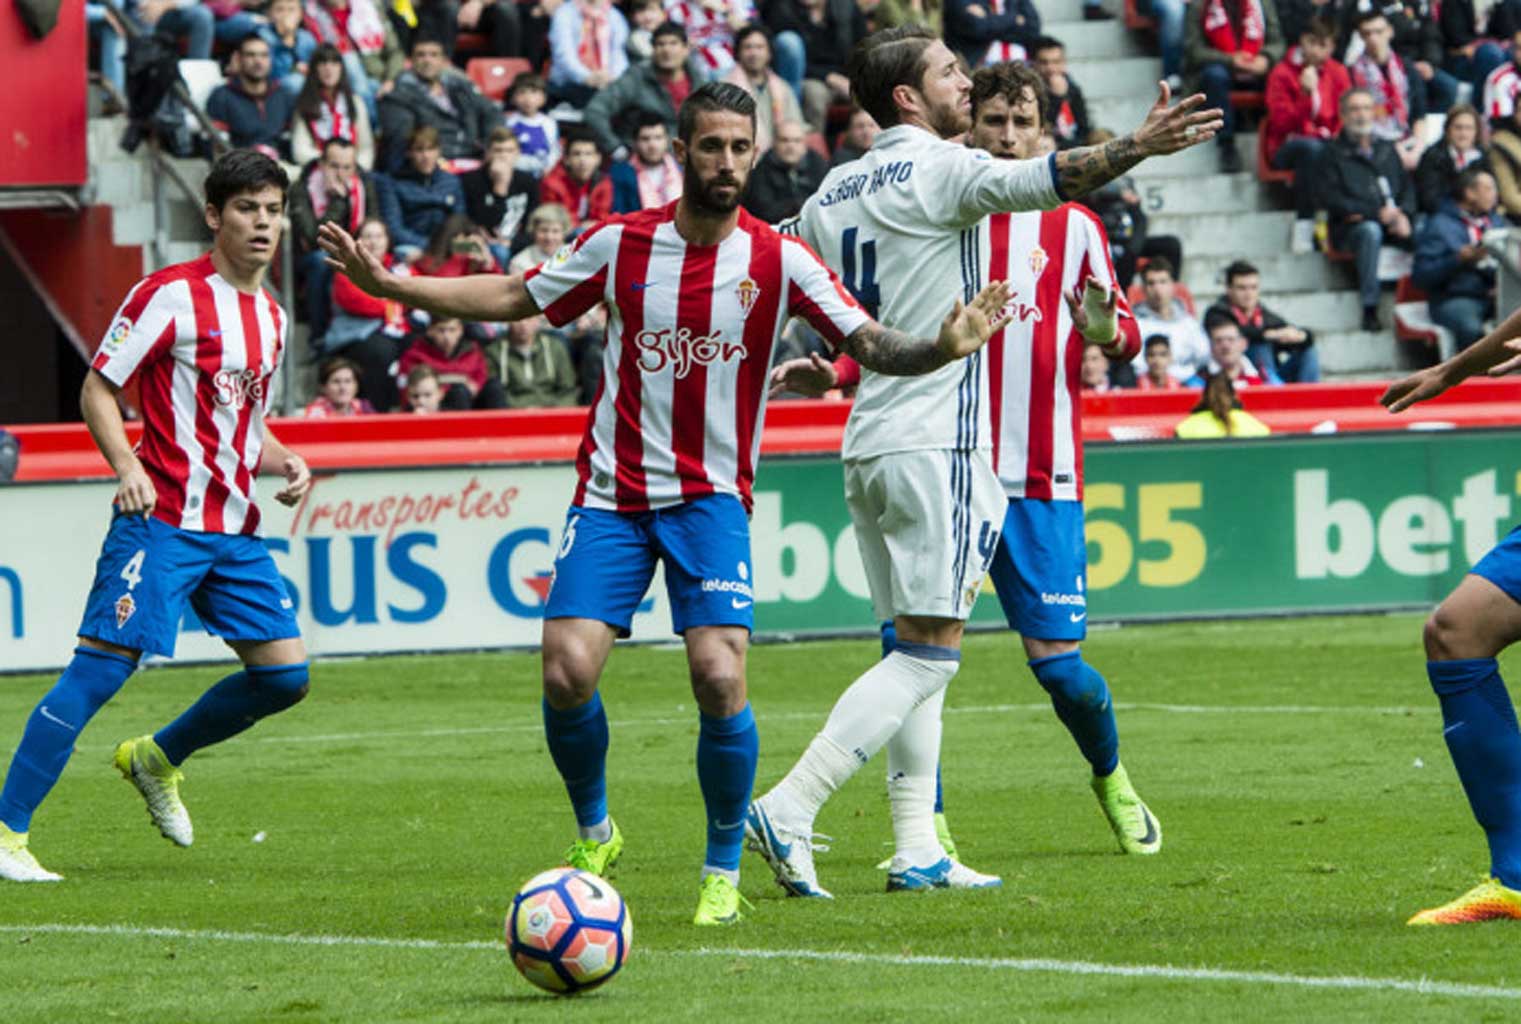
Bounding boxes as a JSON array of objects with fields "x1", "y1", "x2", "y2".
[{"x1": 506, "y1": 867, "x2": 632, "y2": 995}]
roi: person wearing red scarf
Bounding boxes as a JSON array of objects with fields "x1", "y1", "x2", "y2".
[
  {"x1": 290, "y1": 138, "x2": 379, "y2": 338},
  {"x1": 1413, "y1": 168, "x2": 1507, "y2": 352},
  {"x1": 1265, "y1": 16, "x2": 1350, "y2": 250},
  {"x1": 1184, "y1": 0, "x2": 1283, "y2": 173},
  {"x1": 1350, "y1": 11, "x2": 1428, "y2": 170},
  {"x1": 1206, "y1": 259, "x2": 1319, "y2": 384}
]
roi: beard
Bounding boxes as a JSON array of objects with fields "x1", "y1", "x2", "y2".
[
  {"x1": 684, "y1": 163, "x2": 744, "y2": 215},
  {"x1": 925, "y1": 97, "x2": 971, "y2": 141}
]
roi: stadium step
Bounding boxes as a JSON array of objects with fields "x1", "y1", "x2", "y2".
[
  {"x1": 1260, "y1": 289, "x2": 1368, "y2": 331},
  {"x1": 1182, "y1": 252, "x2": 1350, "y2": 296},
  {"x1": 1150, "y1": 210, "x2": 1295, "y2": 256},
  {"x1": 1067, "y1": 57, "x2": 1168, "y2": 100},
  {"x1": 1122, "y1": 172, "x2": 1275, "y2": 216},
  {"x1": 1040, "y1": 0, "x2": 1104, "y2": 23},
  {"x1": 1318, "y1": 323, "x2": 1405, "y2": 375},
  {"x1": 1041, "y1": 18, "x2": 1148, "y2": 60},
  {"x1": 1128, "y1": 133, "x2": 1258, "y2": 179}
]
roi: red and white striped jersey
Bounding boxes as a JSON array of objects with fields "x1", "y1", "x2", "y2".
[
  {"x1": 524, "y1": 201, "x2": 869, "y2": 512},
  {"x1": 91, "y1": 254, "x2": 287, "y2": 535},
  {"x1": 981, "y1": 0, "x2": 1027, "y2": 66},
  {"x1": 1485, "y1": 62, "x2": 1521, "y2": 123},
  {"x1": 663, "y1": 0, "x2": 756, "y2": 72},
  {"x1": 985, "y1": 204, "x2": 1139, "y2": 502}
]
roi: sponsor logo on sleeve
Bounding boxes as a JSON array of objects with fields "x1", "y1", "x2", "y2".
[{"x1": 103, "y1": 317, "x2": 133, "y2": 353}]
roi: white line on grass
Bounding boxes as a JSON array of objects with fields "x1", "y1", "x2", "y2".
[{"x1": 2, "y1": 923, "x2": 1515, "y2": 1003}]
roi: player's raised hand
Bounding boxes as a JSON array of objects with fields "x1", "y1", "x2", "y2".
[
  {"x1": 115, "y1": 464, "x2": 157, "y2": 518},
  {"x1": 937, "y1": 280, "x2": 1014, "y2": 360},
  {"x1": 273, "y1": 453, "x2": 312, "y2": 507},
  {"x1": 318, "y1": 222, "x2": 392, "y2": 297},
  {"x1": 1134, "y1": 81, "x2": 1224, "y2": 156},
  {"x1": 769, "y1": 352, "x2": 839, "y2": 398},
  {"x1": 1379, "y1": 366, "x2": 1453, "y2": 413}
]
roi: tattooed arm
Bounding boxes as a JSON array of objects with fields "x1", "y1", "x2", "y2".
[
  {"x1": 1053, "y1": 82, "x2": 1224, "y2": 198},
  {"x1": 838, "y1": 281, "x2": 1014, "y2": 376}
]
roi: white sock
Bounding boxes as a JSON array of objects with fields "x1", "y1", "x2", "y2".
[
  {"x1": 701, "y1": 865, "x2": 740, "y2": 886},
  {"x1": 767, "y1": 649, "x2": 958, "y2": 826},
  {"x1": 887, "y1": 687, "x2": 946, "y2": 867},
  {"x1": 578, "y1": 818, "x2": 612, "y2": 843}
]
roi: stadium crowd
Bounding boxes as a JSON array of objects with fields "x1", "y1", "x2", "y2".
[{"x1": 85, "y1": 0, "x2": 1521, "y2": 413}]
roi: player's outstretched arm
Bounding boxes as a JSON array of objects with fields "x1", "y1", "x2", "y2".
[
  {"x1": 80, "y1": 369, "x2": 156, "y2": 517},
  {"x1": 260, "y1": 431, "x2": 312, "y2": 508},
  {"x1": 1053, "y1": 82, "x2": 1224, "y2": 198},
  {"x1": 838, "y1": 281, "x2": 1013, "y2": 375},
  {"x1": 317, "y1": 222, "x2": 541, "y2": 323},
  {"x1": 1382, "y1": 304, "x2": 1521, "y2": 412}
]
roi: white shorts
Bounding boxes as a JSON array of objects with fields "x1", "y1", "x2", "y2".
[{"x1": 844, "y1": 448, "x2": 1005, "y2": 622}]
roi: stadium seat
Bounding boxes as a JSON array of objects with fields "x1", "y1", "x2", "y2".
[
  {"x1": 1393, "y1": 275, "x2": 1457, "y2": 360},
  {"x1": 178, "y1": 59, "x2": 224, "y2": 113},
  {"x1": 805, "y1": 131, "x2": 830, "y2": 161},
  {"x1": 1229, "y1": 90, "x2": 1265, "y2": 113},
  {"x1": 468, "y1": 57, "x2": 533, "y2": 103},
  {"x1": 1256, "y1": 121, "x2": 1293, "y2": 185},
  {"x1": 454, "y1": 32, "x2": 490, "y2": 58},
  {"x1": 1123, "y1": 0, "x2": 1156, "y2": 31},
  {"x1": 1126, "y1": 275, "x2": 1198, "y2": 317}
]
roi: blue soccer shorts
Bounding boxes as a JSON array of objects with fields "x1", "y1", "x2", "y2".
[
  {"x1": 988, "y1": 497, "x2": 1089, "y2": 641},
  {"x1": 1472, "y1": 524, "x2": 1521, "y2": 604},
  {"x1": 77, "y1": 511, "x2": 300, "y2": 658},
  {"x1": 545, "y1": 494, "x2": 755, "y2": 636}
]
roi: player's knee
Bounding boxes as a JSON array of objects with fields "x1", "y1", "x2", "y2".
[
  {"x1": 541, "y1": 649, "x2": 599, "y2": 709},
  {"x1": 249, "y1": 662, "x2": 310, "y2": 711},
  {"x1": 1424, "y1": 606, "x2": 1480, "y2": 662},
  {"x1": 1030, "y1": 650, "x2": 1105, "y2": 709}
]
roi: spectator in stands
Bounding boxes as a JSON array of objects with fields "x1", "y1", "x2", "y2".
[
  {"x1": 304, "y1": 357, "x2": 377, "y2": 416},
  {"x1": 1488, "y1": 96, "x2": 1521, "y2": 220},
  {"x1": 724, "y1": 24, "x2": 803, "y2": 155},
  {"x1": 486, "y1": 316, "x2": 581, "y2": 408},
  {"x1": 1131, "y1": 258, "x2": 1211, "y2": 382},
  {"x1": 1191, "y1": 314, "x2": 1268, "y2": 387},
  {"x1": 1440, "y1": 1, "x2": 1516, "y2": 99},
  {"x1": 1349, "y1": 11, "x2": 1428, "y2": 170},
  {"x1": 1175, "y1": 372, "x2": 1271, "y2": 438},
  {"x1": 610, "y1": 114, "x2": 684, "y2": 212},
  {"x1": 462, "y1": 128, "x2": 539, "y2": 261},
  {"x1": 1033, "y1": 37, "x2": 1090, "y2": 151},
  {"x1": 376, "y1": 125, "x2": 467, "y2": 260},
  {"x1": 1079, "y1": 343, "x2": 1113, "y2": 393},
  {"x1": 539, "y1": 129, "x2": 615, "y2": 229},
  {"x1": 208, "y1": 35, "x2": 299, "y2": 158},
  {"x1": 257, "y1": 0, "x2": 316, "y2": 97},
  {"x1": 377, "y1": 33, "x2": 498, "y2": 174},
  {"x1": 508, "y1": 203, "x2": 572, "y2": 274},
  {"x1": 1341, "y1": 1, "x2": 1453, "y2": 113},
  {"x1": 1414, "y1": 167, "x2": 1506, "y2": 352},
  {"x1": 302, "y1": 0, "x2": 406, "y2": 103},
  {"x1": 1265, "y1": 15, "x2": 1349, "y2": 253},
  {"x1": 943, "y1": 0, "x2": 1039, "y2": 69},
  {"x1": 1417, "y1": 104, "x2": 1488, "y2": 217},
  {"x1": 416, "y1": 214, "x2": 504, "y2": 280},
  {"x1": 1081, "y1": 130, "x2": 1185, "y2": 290},
  {"x1": 764, "y1": 0, "x2": 866, "y2": 131},
  {"x1": 742, "y1": 119, "x2": 828, "y2": 223},
  {"x1": 291, "y1": 137, "x2": 377, "y2": 336},
  {"x1": 506, "y1": 73, "x2": 560, "y2": 178},
  {"x1": 548, "y1": 0, "x2": 630, "y2": 108},
  {"x1": 1483, "y1": 28, "x2": 1521, "y2": 133},
  {"x1": 1276, "y1": 0, "x2": 1335, "y2": 44},
  {"x1": 626, "y1": 0, "x2": 666, "y2": 64},
  {"x1": 585, "y1": 22, "x2": 692, "y2": 160},
  {"x1": 1138, "y1": 0, "x2": 1186, "y2": 88},
  {"x1": 209, "y1": 0, "x2": 270, "y2": 46},
  {"x1": 1136, "y1": 335, "x2": 1183, "y2": 390},
  {"x1": 1317, "y1": 87, "x2": 1416, "y2": 331},
  {"x1": 133, "y1": 0, "x2": 215, "y2": 60},
  {"x1": 328, "y1": 217, "x2": 409, "y2": 408},
  {"x1": 665, "y1": 0, "x2": 756, "y2": 76},
  {"x1": 397, "y1": 316, "x2": 509, "y2": 410},
  {"x1": 1209, "y1": 259, "x2": 1317, "y2": 384},
  {"x1": 832, "y1": 108, "x2": 878, "y2": 166},
  {"x1": 291, "y1": 45, "x2": 375, "y2": 168},
  {"x1": 430, "y1": 0, "x2": 524, "y2": 62},
  {"x1": 404, "y1": 365, "x2": 444, "y2": 413},
  {"x1": 1185, "y1": 0, "x2": 1284, "y2": 174}
]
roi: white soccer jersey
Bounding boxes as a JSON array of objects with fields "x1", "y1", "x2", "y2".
[
  {"x1": 524, "y1": 201, "x2": 868, "y2": 512},
  {"x1": 984, "y1": 204, "x2": 1139, "y2": 502},
  {"x1": 1486, "y1": 62, "x2": 1521, "y2": 123},
  {"x1": 91, "y1": 254, "x2": 287, "y2": 536},
  {"x1": 787, "y1": 124, "x2": 1062, "y2": 461}
]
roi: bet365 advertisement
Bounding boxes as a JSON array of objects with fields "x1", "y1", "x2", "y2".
[{"x1": 3, "y1": 430, "x2": 1519, "y2": 672}]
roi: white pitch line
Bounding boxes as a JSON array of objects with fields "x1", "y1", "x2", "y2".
[{"x1": 1, "y1": 923, "x2": 1515, "y2": 1003}]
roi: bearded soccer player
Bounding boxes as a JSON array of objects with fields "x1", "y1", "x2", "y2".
[
  {"x1": 319, "y1": 81, "x2": 1016, "y2": 925},
  {"x1": 1382, "y1": 321, "x2": 1521, "y2": 925},
  {"x1": 0, "y1": 150, "x2": 313, "y2": 883},
  {"x1": 746, "y1": 27, "x2": 1215, "y2": 898}
]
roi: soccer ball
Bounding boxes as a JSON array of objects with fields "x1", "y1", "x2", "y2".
[{"x1": 506, "y1": 867, "x2": 632, "y2": 995}]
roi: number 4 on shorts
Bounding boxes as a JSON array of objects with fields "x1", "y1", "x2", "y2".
[{"x1": 120, "y1": 549, "x2": 146, "y2": 591}]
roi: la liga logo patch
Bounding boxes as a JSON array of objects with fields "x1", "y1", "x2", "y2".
[{"x1": 104, "y1": 317, "x2": 132, "y2": 352}]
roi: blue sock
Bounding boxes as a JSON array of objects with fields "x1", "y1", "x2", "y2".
[
  {"x1": 879, "y1": 620, "x2": 898, "y2": 659},
  {"x1": 0, "y1": 647, "x2": 137, "y2": 833},
  {"x1": 934, "y1": 764, "x2": 944, "y2": 814},
  {"x1": 696, "y1": 704, "x2": 759, "y2": 872},
  {"x1": 1030, "y1": 650, "x2": 1120, "y2": 777},
  {"x1": 1428, "y1": 658, "x2": 1521, "y2": 888},
  {"x1": 543, "y1": 694, "x2": 610, "y2": 830},
  {"x1": 154, "y1": 663, "x2": 310, "y2": 766}
]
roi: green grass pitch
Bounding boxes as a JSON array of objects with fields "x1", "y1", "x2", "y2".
[{"x1": 2, "y1": 614, "x2": 1519, "y2": 1022}]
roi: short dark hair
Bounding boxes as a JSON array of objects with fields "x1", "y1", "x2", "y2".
[
  {"x1": 1141, "y1": 256, "x2": 1175, "y2": 281},
  {"x1": 318, "y1": 356, "x2": 362, "y2": 386},
  {"x1": 509, "y1": 71, "x2": 546, "y2": 98},
  {"x1": 561, "y1": 125, "x2": 602, "y2": 154},
  {"x1": 847, "y1": 25, "x2": 937, "y2": 130},
  {"x1": 205, "y1": 148, "x2": 289, "y2": 212},
  {"x1": 1032, "y1": 36, "x2": 1065, "y2": 56},
  {"x1": 1303, "y1": 14, "x2": 1337, "y2": 41},
  {"x1": 970, "y1": 61, "x2": 1048, "y2": 125},
  {"x1": 734, "y1": 23, "x2": 772, "y2": 52},
  {"x1": 409, "y1": 124, "x2": 441, "y2": 150},
  {"x1": 1144, "y1": 334, "x2": 1170, "y2": 352},
  {"x1": 1456, "y1": 165, "x2": 1495, "y2": 198},
  {"x1": 1204, "y1": 309, "x2": 1239, "y2": 334},
  {"x1": 238, "y1": 33, "x2": 270, "y2": 53},
  {"x1": 321, "y1": 136, "x2": 356, "y2": 159},
  {"x1": 1224, "y1": 259, "x2": 1258, "y2": 284},
  {"x1": 411, "y1": 31, "x2": 448, "y2": 53},
  {"x1": 677, "y1": 81, "x2": 757, "y2": 145},
  {"x1": 635, "y1": 111, "x2": 669, "y2": 133},
  {"x1": 652, "y1": 20, "x2": 688, "y2": 45},
  {"x1": 405, "y1": 364, "x2": 439, "y2": 388},
  {"x1": 1355, "y1": 10, "x2": 1390, "y2": 31}
]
